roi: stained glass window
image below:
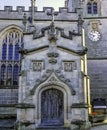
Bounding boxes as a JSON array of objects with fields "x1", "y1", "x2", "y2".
[{"x1": 0, "y1": 29, "x2": 23, "y2": 87}]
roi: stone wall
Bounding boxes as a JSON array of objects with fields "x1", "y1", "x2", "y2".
[
  {"x1": 0, "y1": 89, "x2": 18, "y2": 104},
  {"x1": 87, "y1": 60, "x2": 107, "y2": 99}
]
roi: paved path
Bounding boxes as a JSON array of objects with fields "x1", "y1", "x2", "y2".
[{"x1": 91, "y1": 125, "x2": 107, "y2": 130}]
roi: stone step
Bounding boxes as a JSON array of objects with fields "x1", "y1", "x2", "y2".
[
  {"x1": 0, "y1": 128, "x2": 14, "y2": 130},
  {"x1": 0, "y1": 118, "x2": 15, "y2": 130},
  {"x1": 35, "y1": 126, "x2": 71, "y2": 130}
]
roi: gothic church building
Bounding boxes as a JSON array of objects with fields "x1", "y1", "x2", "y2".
[{"x1": 0, "y1": 0, "x2": 107, "y2": 129}]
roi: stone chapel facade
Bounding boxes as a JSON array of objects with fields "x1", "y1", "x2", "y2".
[
  {"x1": 0, "y1": 0, "x2": 107, "y2": 129},
  {"x1": 16, "y1": 9, "x2": 90, "y2": 129}
]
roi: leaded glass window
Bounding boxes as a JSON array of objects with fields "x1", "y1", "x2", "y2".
[{"x1": 0, "y1": 29, "x2": 23, "y2": 88}]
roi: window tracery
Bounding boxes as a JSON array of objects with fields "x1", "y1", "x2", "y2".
[{"x1": 0, "y1": 29, "x2": 23, "y2": 88}]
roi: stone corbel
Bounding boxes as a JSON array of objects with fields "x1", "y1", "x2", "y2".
[
  {"x1": 19, "y1": 47, "x2": 28, "y2": 55},
  {"x1": 76, "y1": 47, "x2": 88, "y2": 55}
]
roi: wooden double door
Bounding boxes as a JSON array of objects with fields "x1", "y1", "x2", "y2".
[{"x1": 41, "y1": 88, "x2": 64, "y2": 126}]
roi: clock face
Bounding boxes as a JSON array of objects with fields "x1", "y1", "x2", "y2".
[{"x1": 88, "y1": 30, "x2": 101, "y2": 42}]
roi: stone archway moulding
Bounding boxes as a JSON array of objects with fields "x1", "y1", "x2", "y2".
[
  {"x1": 33, "y1": 73, "x2": 73, "y2": 125},
  {"x1": 0, "y1": 24, "x2": 23, "y2": 37}
]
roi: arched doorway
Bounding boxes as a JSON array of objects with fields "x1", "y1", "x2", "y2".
[{"x1": 41, "y1": 88, "x2": 64, "y2": 126}]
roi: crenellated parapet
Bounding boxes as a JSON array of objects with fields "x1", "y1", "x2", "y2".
[{"x1": 0, "y1": 6, "x2": 78, "y2": 21}]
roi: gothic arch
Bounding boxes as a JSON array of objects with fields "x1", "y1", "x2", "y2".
[
  {"x1": 0, "y1": 25, "x2": 23, "y2": 87},
  {"x1": 0, "y1": 24, "x2": 22, "y2": 37},
  {"x1": 33, "y1": 73, "x2": 73, "y2": 125}
]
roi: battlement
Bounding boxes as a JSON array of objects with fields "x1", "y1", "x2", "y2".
[
  {"x1": 0, "y1": 6, "x2": 74, "y2": 13},
  {"x1": 0, "y1": 6, "x2": 78, "y2": 21}
]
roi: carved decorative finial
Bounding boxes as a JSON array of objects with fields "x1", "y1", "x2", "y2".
[
  {"x1": 31, "y1": 0, "x2": 36, "y2": 6},
  {"x1": 51, "y1": 9, "x2": 55, "y2": 23},
  {"x1": 22, "y1": 13, "x2": 28, "y2": 32},
  {"x1": 31, "y1": 0, "x2": 36, "y2": 25},
  {"x1": 78, "y1": 14, "x2": 83, "y2": 34},
  {"x1": 47, "y1": 8, "x2": 58, "y2": 23},
  {"x1": 47, "y1": 9, "x2": 58, "y2": 41}
]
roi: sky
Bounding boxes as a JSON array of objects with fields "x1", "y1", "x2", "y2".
[{"x1": 0, "y1": 0, "x2": 65, "y2": 11}]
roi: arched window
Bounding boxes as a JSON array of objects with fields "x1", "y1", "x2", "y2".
[
  {"x1": 13, "y1": 64, "x2": 19, "y2": 85},
  {"x1": 7, "y1": 64, "x2": 12, "y2": 86},
  {"x1": 8, "y1": 44, "x2": 13, "y2": 60},
  {"x1": 93, "y1": 2, "x2": 98, "y2": 14},
  {"x1": 1, "y1": 64, "x2": 6, "y2": 85},
  {"x1": 87, "y1": 1, "x2": 98, "y2": 15},
  {"x1": 0, "y1": 29, "x2": 23, "y2": 88},
  {"x1": 2, "y1": 43, "x2": 7, "y2": 60},
  {"x1": 87, "y1": 2, "x2": 92, "y2": 14},
  {"x1": 14, "y1": 43, "x2": 19, "y2": 61}
]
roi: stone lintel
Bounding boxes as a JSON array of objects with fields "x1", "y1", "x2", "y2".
[
  {"x1": 16, "y1": 103, "x2": 35, "y2": 109},
  {"x1": 71, "y1": 103, "x2": 88, "y2": 108}
]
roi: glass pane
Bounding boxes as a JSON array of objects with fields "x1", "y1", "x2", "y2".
[
  {"x1": 87, "y1": 2, "x2": 92, "y2": 14},
  {"x1": 14, "y1": 43, "x2": 19, "y2": 60},
  {"x1": 93, "y1": 2, "x2": 98, "y2": 14},
  {"x1": 1, "y1": 64, "x2": 6, "y2": 85},
  {"x1": 7, "y1": 65, "x2": 12, "y2": 85},
  {"x1": 13, "y1": 65, "x2": 19, "y2": 85},
  {"x1": 8, "y1": 44, "x2": 13, "y2": 60},
  {"x1": 2, "y1": 44, "x2": 7, "y2": 60}
]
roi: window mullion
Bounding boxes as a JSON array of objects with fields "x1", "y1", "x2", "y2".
[{"x1": 5, "y1": 62, "x2": 8, "y2": 86}]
